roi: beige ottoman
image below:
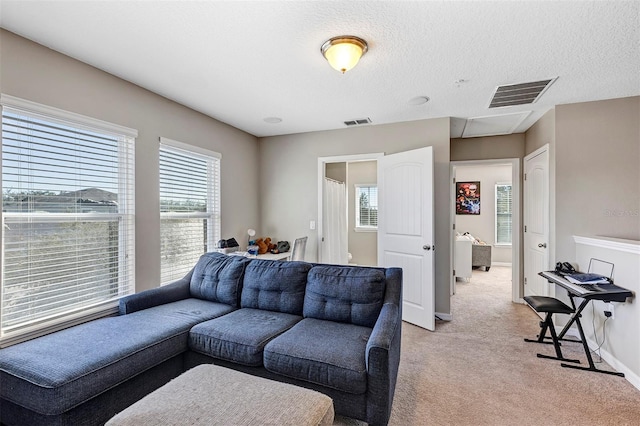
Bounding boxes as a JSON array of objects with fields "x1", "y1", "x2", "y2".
[{"x1": 106, "y1": 364, "x2": 334, "y2": 426}]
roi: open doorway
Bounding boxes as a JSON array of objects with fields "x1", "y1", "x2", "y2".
[
  {"x1": 450, "y1": 159, "x2": 521, "y2": 305},
  {"x1": 317, "y1": 153, "x2": 383, "y2": 266},
  {"x1": 320, "y1": 149, "x2": 437, "y2": 330}
]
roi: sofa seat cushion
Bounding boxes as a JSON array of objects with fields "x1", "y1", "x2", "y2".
[
  {"x1": 0, "y1": 298, "x2": 233, "y2": 416},
  {"x1": 189, "y1": 308, "x2": 302, "y2": 366},
  {"x1": 304, "y1": 265, "x2": 386, "y2": 327},
  {"x1": 264, "y1": 318, "x2": 371, "y2": 395},
  {"x1": 241, "y1": 260, "x2": 312, "y2": 315}
]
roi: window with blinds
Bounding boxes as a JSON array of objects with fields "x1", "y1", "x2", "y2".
[
  {"x1": 495, "y1": 183, "x2": 512, "y2": 245},
  {"x1": 1, "y1": 95, "x2": 136, "y2": 341},
  {"x1": 159, "y1": 138, "x2": 221, "y2": 284},
  {"x1": 355, "y1": 184, "x2": 378, "y2": 230}
]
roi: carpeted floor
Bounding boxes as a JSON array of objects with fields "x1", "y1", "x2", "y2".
[{"x1": 335, "y1": 266, "x2": 640, "y2": 425}]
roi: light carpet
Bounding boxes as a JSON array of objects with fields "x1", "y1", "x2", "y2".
[{"x1": 335, "y1": 266, "x2": 640, "y2": 425}]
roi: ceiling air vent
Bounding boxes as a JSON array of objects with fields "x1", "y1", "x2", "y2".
[
  {"x1": 489, "y1": 77, "x2": 557, "y2": 108},
  {"x1": 344, "y1": 117, "x2": 372, "y2": 126}
]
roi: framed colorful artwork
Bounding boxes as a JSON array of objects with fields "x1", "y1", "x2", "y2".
[{"x1": 456, "y1": 181, "x2": 480, "y2": 215}]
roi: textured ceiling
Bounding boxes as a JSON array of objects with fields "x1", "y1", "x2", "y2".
[{"x1": 1, "y1": 1, "x2": 638, "y2": 138}]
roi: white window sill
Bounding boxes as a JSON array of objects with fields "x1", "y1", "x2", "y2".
[
  {"x1": 355, "y1": 227, "x2": 377, "y2": 233},
  {"x1": 494, "y1": 243, "x2": 512, "y2": 247},
  {"x1": 0, "y1": 302, "x2": 119, "y2": 348}
]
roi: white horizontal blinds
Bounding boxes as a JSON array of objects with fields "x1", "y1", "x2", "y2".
[
  {"x1": 496, "y1": 184, "x2": 512, "y2": 244},
  {"x1": 159, "y1": 139, "x2": 220, "y2": 284},
  {"x1": 357, "y1": 185, "x2": 378, "y2": 227},
  {"x1": 1, "y1": 102, "x2": 135, "y2": 336}
]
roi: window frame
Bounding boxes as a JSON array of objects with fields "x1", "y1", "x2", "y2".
[
  {"x1": 0, "y1": 94, "x2": 137, "y2": 346},
  {"x1": 495, "y1": 182, "x2": 513, "y2": 246},
  {"x1": 354, "y1": 183, "x2": 378, "y2": 232},
  {"x1": 159, "y1": 137, "x2": 221, "y2": 284}
]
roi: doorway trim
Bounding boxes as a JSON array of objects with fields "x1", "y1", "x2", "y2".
[
  {"x1": 317, "y1": 153, "x2": 384, "y2": 263},
  {"x1": 450, "y1": 158, "x2": 521, "y2": 304},
  {"x1": 523, "y1": 144, "x2": 552, "y2": 300}
]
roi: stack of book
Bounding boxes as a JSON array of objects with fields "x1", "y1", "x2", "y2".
[{"x1": 565, "y1": 273, "x2": 611, "y2": 285}]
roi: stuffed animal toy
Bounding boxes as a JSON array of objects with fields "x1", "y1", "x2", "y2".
[
  {"x1": 265, "y1": 238, "x2": 277, "y2": 253},
  {"x1": 256, "y1": 238, "x2": 268, "y2": 255}
]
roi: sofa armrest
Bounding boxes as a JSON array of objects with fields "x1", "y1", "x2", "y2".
[
  {"x1": 366, "y1": 302, "x2": 401, "y2": 366},
  {"x1": 367, "y1": 267, "x2": 402, "y2": 360},
  {"x1": 364, "y1": 267, "x2": 402, "y2": 425},
  {"x1": 119, "y1": 271, "x2": 192, "y2": 315}
]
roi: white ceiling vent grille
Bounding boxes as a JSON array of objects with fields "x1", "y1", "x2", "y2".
[
  {"x1": 344, "y1": 117, "x2": 372, "y2": 126},
  {"x1": 489, "y1": 78, "x2": 557, "y2": 108}
]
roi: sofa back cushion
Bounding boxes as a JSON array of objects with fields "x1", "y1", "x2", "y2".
[
  {"x1": 190, "y1": 252, "x2": 250, "y2": 307},
  {"x1": 241, "y1": 260, "x2": 312, "y2": 315},
  {"x1": 303, "y1": 265, "x2": 386, "y2": 328}
]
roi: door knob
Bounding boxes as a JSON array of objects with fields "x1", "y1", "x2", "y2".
[
  {"x1": 423, "y1": 245, "x2": 431, "y2": 251},
  {"x1": 538, "y1": 243, "x2": 547, "y2": 248}
]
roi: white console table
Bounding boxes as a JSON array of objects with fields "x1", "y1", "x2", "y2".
[
  {"x1": 232, "y1": 251, "x2": 291, "y2": 261},
  {"x1": 455, "y1": 238, "x2": 472, "y2": 281}
]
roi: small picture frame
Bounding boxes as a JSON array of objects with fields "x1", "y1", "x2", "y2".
[{"x1": 456, "y1": 181, "x2": 480, "y2": 215}]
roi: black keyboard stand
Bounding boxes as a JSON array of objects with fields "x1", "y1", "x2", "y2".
[
  {"x1": 558, "y1": 297, "x2": 624, "y2": 377},
  {"x1": 539, "y1": 271, "x2": 633, "y2": 377}
]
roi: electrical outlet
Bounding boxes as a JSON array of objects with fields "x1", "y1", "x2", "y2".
[
  {"x1": 609, "y1": 303, "x2": 615, "y2": 319},
  {"x1": 604, "y1": 303, "x2": 615, "y2": 319},
  {"x1": 309, "y1": 220, "x2": 316, "y2": 230}
]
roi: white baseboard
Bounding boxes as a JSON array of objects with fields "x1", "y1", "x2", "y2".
[
  {"x1": 491, "y1": 262, "x2": 512, "y2": 267},
  {"x1": 435, "y1": 312, "x2": 452, "y2": 321},
  {"x1": 554, "y1": 326, "x2": 640, "y2": 391},
  {"x1": 561, "y1": 326, "x2": 581, "y2": 340},
  {"x1": 585, "y1": 336, "x2": 640, "y2": 391}
]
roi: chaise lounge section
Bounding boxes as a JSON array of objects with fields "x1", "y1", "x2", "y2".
[{"x1": 0, "y1": 252, "x2": 402, "y2": 426}]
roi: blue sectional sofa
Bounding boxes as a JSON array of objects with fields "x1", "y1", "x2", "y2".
[{"x1": 0, "y1": 253, "x2": 402, "y2": 426}]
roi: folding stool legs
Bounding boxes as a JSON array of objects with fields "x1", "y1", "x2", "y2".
[{"x1": 526, "y1": 313, "x2": 580, "y2": 364}]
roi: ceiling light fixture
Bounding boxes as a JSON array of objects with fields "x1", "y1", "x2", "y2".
[{"x1": 321, "y1": 36, "x2": 368, "y2": 74}]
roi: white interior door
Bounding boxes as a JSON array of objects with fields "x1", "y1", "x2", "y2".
[
  {"x1": 378, "y1": 147, "x2": 435, "y2": 330},
  {"x1": 524, "y1": 145, "x2": 550, "y2": 298}
]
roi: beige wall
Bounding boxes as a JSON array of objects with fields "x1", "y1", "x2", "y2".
[
  {"x1": 0, "y1": 30, "x2": 260, "y2": 292},
  {"x1": 451, "y1": 134, "x2": 525, "y2": 161},
  {"x1": 258, "y1": 118, "x2": 452, "y2": 314},
  {"x1": 347, "y1": 161, "x2": 377, "y2": 266},
  {"x1": 455, "y1": 164, "x2": 513, "y2": 263},
  {"x1": 525, "y1": 108, "x2": 555, "y2": 154},
  {"x1": 325, "y1": 162, "x2": 346, "y2": 183},
  {"x1": 555, "y1": 96, "x2": 640, "y2": 262},
  {"x1": 525, "y1": 99, "x2": 640, "y2": 265}
]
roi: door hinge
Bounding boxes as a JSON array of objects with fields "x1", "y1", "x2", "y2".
[
  {"x1": 524, "y1": 173, "x2": 527, "y2": 181},
  {"x1": 453, "y1": 223, "x2": 456, "y2": 230},
  {"x1": 453, "y1": 269, "x2": 456, "y2": 276},
  {"x1": 453, "y1": 177, "x2": 456, "y2": 184},
  {"x1": 524, "y1": 277, "x2": 527, "y2": 285},
  {"x1": 524, "y1": 225, "x2": 527, "y2": 232}
]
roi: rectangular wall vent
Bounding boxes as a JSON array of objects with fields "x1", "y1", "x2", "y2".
[
  {"x1": 489, "y1": 78, "x2": 557, "y2": 108},
  {"x1": 344, "y1": 117, "x2": 372, "y2": 126}
]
